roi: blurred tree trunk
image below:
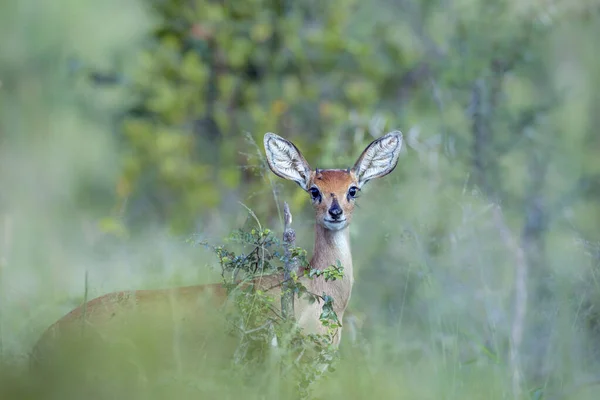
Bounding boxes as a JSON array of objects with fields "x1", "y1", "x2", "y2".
[
  {"x1": 467, "y1": 16, "x2": 556, "y2": 386},
  {"x1": 521, "y1": 150, "x2": 551, "y2": 384},
  {"x1": 470, "y1": 71, "x2": 502, "y2": 198}
]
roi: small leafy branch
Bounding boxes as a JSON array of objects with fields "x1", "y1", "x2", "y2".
[
  {"x1": 195, "y1": 204, "x2": 343, "y2": 397},
  {"x1": 307, "y1": 261, "x2": 345, "y2": 282}
]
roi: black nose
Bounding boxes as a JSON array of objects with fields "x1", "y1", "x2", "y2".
[{"x1": 328, "y1": 203, "x2": 343, "y2": 219}]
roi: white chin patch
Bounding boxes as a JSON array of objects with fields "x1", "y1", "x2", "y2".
[{"x1": 322, "y1": 219, "x2": 347, "y2": 231}]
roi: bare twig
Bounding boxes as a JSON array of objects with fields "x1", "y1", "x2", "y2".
[
  {"x1": 243, "y1": 132, "x2": 283, "y2": 226},
  {"x1": 281, "y1": 202, "x2": 298, "y2": 320},
  {"x1": 492, "y1": 205, "x2": 528, "y2": 399},
  {"x1": 243, "y1": 319, "x2": 275, "y2": 335}
]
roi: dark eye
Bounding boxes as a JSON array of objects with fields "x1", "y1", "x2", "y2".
[
  {"x1": 309, "y1": 187, "x2": 321, "y2": 201},
  {"x1": 347, "y1": 186, "x2": 359, "y2": 199}
]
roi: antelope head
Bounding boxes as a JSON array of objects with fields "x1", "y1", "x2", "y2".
[{"x1": 264, "y1": 131, "x2": 403, "y2": 231}]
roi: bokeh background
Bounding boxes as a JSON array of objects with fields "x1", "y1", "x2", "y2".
[{"x1": 1, "y1": 0, "x2": 600, "y2": 398}]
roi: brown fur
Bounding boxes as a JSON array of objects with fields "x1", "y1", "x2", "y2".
[
  {"x1": 310, "y1": 169, "x2": 358, "y2": 227},
  {"x1": 32, "y1": 189, "x2": 355, "y2": 365},
  {"x1": 32, "y1": 132, "x2": 402, "y2": 367}
]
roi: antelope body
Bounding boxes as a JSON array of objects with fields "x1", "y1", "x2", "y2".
[{"x1": 31, "y1": 131, "x2": 402, "y2": 366}]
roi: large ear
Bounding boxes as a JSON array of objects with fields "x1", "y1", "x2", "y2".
[
  {"x1": 352, "y1": 131, "x2": 403, "y2": 188},
  {"x1": 264, "y1": 133, "x2": 312, "y2": 190}
]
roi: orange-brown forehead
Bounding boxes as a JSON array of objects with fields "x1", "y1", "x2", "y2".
[{"x1": 310, "y1": 169, "x2": 356, "y2": 193}]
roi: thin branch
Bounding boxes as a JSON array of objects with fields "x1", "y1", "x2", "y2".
[
  {"x1": 281, "y1": 202, "x2": 298, "y2": 320},
  {"x1": 238, "y1": 201, "x2": 263, "y2": 231},
  {"x1": 243, "y1": 132, "x2": 283, "y2": 227},
  {"x1": 243, "y1": 319, "x2": 275, "y2": 335},
  {"x1": 492, "y1": 205, "x2": 528, "y2": 399}
]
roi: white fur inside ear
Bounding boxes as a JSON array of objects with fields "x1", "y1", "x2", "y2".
[
  {"x1": 264, "y1": 133, "x2": 311, "y2": 189},
  {"x1": 353, "y1": 131, "x2": 402, "y2": 187}
]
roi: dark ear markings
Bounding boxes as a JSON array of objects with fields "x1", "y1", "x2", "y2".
[{"x1": 316, "y1": 168, "x2": 324, "y2": 180}]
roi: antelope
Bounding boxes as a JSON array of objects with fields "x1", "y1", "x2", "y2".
[{"x1": 31, "y1": 131, "x2": 402, "y2": 367}]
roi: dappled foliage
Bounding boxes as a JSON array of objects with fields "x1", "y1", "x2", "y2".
[
  {"x1": 108, "y1": 0, "x2": 600, "y2": 393},
  {"x1": 198, "y1": 218, "x2": 343, "y2": 397},
  {"x1": 114, "y1": 0, "x2": 425, "y2": 232},
  {"x1": 2, "y1": 0, "x2": 600, "y2": 398}
]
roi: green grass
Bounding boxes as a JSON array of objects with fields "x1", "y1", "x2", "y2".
[{"x1": 2, "y1": 0, "x2": 600, "y2": 399}]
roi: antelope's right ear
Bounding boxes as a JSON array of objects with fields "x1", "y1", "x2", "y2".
[{"x1": 263, "y1": 133, "x2": 312, "y2": 190}]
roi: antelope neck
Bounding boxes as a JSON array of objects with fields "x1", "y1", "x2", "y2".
[
  {"x1": 305, "y1": 223, "x2": 354, "y2": 314},
  {"x1": 309, "y1": 223, "x2": 353, "y2": 277}
]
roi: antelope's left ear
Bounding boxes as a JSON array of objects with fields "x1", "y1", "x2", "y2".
[{"x1": 352, "y1": 131, "x2": 403, "y2": 188}]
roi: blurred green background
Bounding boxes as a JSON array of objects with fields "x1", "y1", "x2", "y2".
[{"x1": 1, "y1": 0, "x2": 600, "y2": 398}]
